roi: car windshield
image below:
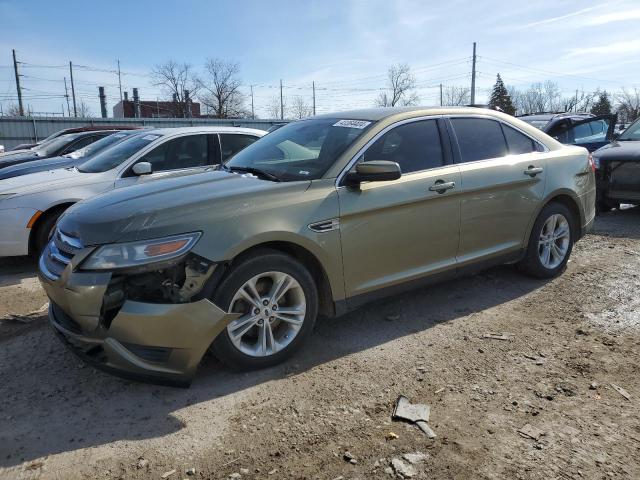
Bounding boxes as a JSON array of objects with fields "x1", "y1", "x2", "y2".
[
  {"x1": 77, "y1": 133, "x2": 162, "y2": 173},
  {"x1": 618, "y1": 119, "x2": 640, "y2": 141},
  {"x1": 224, "y1": 118, "x2": 374, "y2": 181},
  {"x1": 33, "y1": 133, "x2": 82, "y2": 156},
  {"x1": 64, "y1": 131, "x2": 136, "y2": 159}
]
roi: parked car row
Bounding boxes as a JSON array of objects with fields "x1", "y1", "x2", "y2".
[{"x1": 5, "y1": 107, "x2": 594, "y2": 386}]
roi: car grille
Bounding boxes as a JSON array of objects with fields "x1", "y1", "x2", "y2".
[{"x1": 39, "y1": 229, "x2": 84, "y2": 281}]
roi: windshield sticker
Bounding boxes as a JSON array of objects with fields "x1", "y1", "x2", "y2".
[
  {"x1": 333, "y1": 119, "x2": 371, "y2": 129},
  {"x1": 141, "y1": 134, "x2": 160, "y2": 141}
]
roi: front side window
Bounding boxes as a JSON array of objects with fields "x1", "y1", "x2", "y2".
[
  {"x1": 137, "y1": 134, "x2": 208, "y2": 171},
  {"x1": 451, "y1": 118, "x2": 508, "y2": 162},
  {"x1": 220, "y1": 134, "x2": 259, "y2": 162},
  {"x1": 502, "y1": 124, "x2": 539, "y2": 154},
  {"x1": 225, "y1": 118, "x2": 373, "y2": 181},
  {"x1": 362, "y1": 120, "x2": 444, "y2": 174}
]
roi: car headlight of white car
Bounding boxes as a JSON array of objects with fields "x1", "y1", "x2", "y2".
[{"x1": 80, "y1": 232, "x2": 202, "y2": 270}]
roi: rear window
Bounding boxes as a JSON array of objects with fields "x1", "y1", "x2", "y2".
[
  {"x1": 451, "y1": 118, "x2": 508, "y2": 162},
  {"x1": 502, "y1": 125, "x2": 539, "y2": 154}
]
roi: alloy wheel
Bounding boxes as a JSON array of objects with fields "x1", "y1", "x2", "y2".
[
  {"x1": 226, "y1": 271, "x2": 306, "y2": 357},
  {"x1": 538, "y1": 213, "x2": 570, "y2": 269}
]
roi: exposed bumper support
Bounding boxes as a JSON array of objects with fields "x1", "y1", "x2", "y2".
[{"x1": 40, "y1": 268, "x2": 239, "y2": 386}]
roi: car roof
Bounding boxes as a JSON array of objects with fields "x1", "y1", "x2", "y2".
[
  {"x1": 136, "y1": 126, "x2": 267, "y2": 136},
  {"x1": 518, "y1": 112, "x2": 594, "y2": 122},
  {"x1": 312, "y1": 106, "x2": 525, "y2": 122}
]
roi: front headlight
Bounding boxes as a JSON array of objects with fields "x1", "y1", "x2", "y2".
[{"x1": 81, "y1": 232, "x2": 201, "y2": 270}]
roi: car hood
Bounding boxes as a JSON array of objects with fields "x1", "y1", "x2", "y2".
[
  {"x1": 0, "y1": 156, "x2": 78, "y2": 180},
  {"x1": 59, "y1": 170, "x2": 312, "y2": 246},
  {"x1": 0, "y1": 166, "x2": 83, "y2": 195},
  {"x1": 0, "y1": 151, "x2": 41, "y2": 168},
  {"x1": 593, "y1": 141, "x2": 640, "y2": 162}
]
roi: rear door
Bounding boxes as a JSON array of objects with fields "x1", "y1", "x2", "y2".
[
  {"x1": 449, "y1": 116, "x2": 547, "y2": 266},
  {"x1": 552, "y1": 115, "x2": 616, "y2": 152}
]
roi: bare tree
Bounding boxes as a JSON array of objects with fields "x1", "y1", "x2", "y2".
[
  {"x1": 375, "y1": 63, "x2": 419, "y2": 107},
  {"x1": 76, "y1": 100, "x2": 93, "y2": 117},
  {"x1": 507, "y1": 81, "x2": 595, "y2": 115},
  {"x1": 198, "y1": 58, "x2": 247, "y2": 118},
  {"x1": 151, "y1": 60, "x2": 200, "y2": 117},
  {"x1": 441, "y1": 85, "x2": 470, "y2": 106},
  {"x1": 6, "y1": 104, "x2": 21, "y2": 116},
  {"x1": 267, "y1": 95, "x2": 286, "y2": 119},
  {"x1": 615, "y1": 87, "x2": 640, "y2": 122},
  {"x1": 290, "y1": 96, "x2": 312, "y2": 119}
]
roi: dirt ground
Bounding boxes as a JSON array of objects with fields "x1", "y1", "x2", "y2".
[{"x1": 1, "y1": 207, "x2": 639, "y2": 480}]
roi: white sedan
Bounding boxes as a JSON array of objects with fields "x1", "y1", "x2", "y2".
[{"x1": 0, "y1": 126, "x2": 265, "y2": 257}]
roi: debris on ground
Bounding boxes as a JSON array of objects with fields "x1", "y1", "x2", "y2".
[
  {"x1": 385, "y1": 431, "x2": 398, "y2": 440},
  {"x1": 393, "y1": 395, "x2": 436, "y2": 438},
  {"x1": 483, "y1": 332, "x2": 511, "y2": 341},
  {"x1": 24, "y1": 461, "x2": 44, "y2": 471},
  {"x1": 161, "y1": 469, "x2": 177, "y2": 478},
  {"x1": 402, "y1": 452, "x2": 428, "y2": 464},
  {"x1": 517, "y1": 424, "x2": 544, "y2": 441},
  {"x1": 589, "y1": 381, "x2": 599, "y2": 390},
  {"x1": 186, "y1": 467, "x2": 196, "y2": 475},
  {"x1": 343, "y1": 451, "x2": 357, "y2": 464},
  {"x1": 610, "y1": 383, "x2": 631, "y2": 401},
  {"x1": 136, "y1": 458, "x2": 148, "y2": 469},
  {"x1": 391, "y1": 457, "x2": 417, "y2": 478}
]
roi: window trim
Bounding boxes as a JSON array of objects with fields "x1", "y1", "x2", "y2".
[
  {"x1": 336, "y1": 115, "x2": 450, "y2": 187},
  {"x1": 446, "y1": 114, "x2": 548, "y2": 166}
]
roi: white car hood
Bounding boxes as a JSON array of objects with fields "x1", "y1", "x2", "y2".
[{"x1": 0, "y1": 167, "x2": 85, "y2": 195}]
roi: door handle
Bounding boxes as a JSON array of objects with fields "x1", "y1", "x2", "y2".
[
  {"x1": 524, "y1": 166, "x2": 544, "y2": 177},
  {"x1": 429, "y1": 180, "x2": 456, "y2": 193}
]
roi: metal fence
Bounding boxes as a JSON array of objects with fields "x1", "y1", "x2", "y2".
[{"x1": 0, "y1": 116, "x2": 287, "y2": 150}]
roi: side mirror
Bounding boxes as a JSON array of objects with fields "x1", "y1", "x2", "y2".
[
  {"x1": 132, "y1": 161, "x2": 153, "y2": 176},
  {"x1": 345, "y1": 160, "x2": 401, "y2": 184}
]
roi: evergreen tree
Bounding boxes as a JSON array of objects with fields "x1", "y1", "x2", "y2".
[
  {"x1": 590, "y1": 91, "x2": 612, "y2": 116},
  {"x1": 488, "y1": 74, "x2": 516, "y2": 115}
]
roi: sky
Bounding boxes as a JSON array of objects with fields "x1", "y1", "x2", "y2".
[{"x1": 0, "y1": 0, "x2": 639, "y2": 118}]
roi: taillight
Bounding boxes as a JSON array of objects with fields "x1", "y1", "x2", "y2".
[{"x1": 588, "y1": 153, "x2": 596, "y2": 172}]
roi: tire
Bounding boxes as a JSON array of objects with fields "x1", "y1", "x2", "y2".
[
  {"x1": 211, "y1": 249, "x2": 318, "y2": 371},
  {"x1": 32, "y1": 209, "x2": 64, "y2": 258},
  {"x1": 517, "y1": 202, "x2": 575, "y2": 279}
]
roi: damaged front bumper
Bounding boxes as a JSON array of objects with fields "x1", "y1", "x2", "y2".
[{"x1": 38, "y1": 240, "x2": 238, "y2": 387}]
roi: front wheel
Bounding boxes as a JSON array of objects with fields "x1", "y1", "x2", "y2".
[
  {"x1": 211, "y1": 250, "x2": 318, "y2": 370},
  {"x1": 517, "y1": 202, "x2": 575, "y2": 279}
]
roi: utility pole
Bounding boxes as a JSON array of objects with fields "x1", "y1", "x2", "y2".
[
  {"x1": 63, "y1": 77, "x2": 71, "y2": 116},
  {"x1": 280, "y1": 79, "x2": 284, "y2": 120},
  {"x1": 99, "y1": 87, "x2": 107, "y2": 118},
  {"x1": 470, "y1": 42, "x2": 477, "y2": 105},
  {"x1": 12, "y1": 49, "x2": 24, "y2": 116},
  {"x1": 440, "y1": 83, "x2": 443, "y2": 106},
  {"x1": 312, "y1": 81, "x2": 316, "y2": 115},
  {"x1": 69, "y1": 61, "x2": 77, "y2": 117},
  {"x1": 250, "y1": 85, "x2": 255, "y2": 119},
  {"x1": 117, "y1": 59, "x2": 123, "y2": 102}
]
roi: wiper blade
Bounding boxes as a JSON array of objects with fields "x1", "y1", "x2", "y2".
[{"x1": 227, "y1": 166, "x2": 281, "y2": 182}]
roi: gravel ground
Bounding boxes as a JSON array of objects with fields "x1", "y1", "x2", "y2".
[{"x1": 1, "y1": 207, "x2": 639, "y2": 480}]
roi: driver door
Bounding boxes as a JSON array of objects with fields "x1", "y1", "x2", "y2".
[
  {"x1": 338, "y1": 118, "x2": 461, "y2": 301},
  {"x1": 115, "y1": 133, "x2": 217, "y2": 188}
]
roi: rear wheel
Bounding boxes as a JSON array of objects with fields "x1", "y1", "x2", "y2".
[
  {"x1": 212, "y1": 250, "x2": 318, "y2": 370},
  {"x1": 517, "y1": 202, "x2": 575, "y2": 278}
]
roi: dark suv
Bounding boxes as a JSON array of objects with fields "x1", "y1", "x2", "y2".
[{"x1": 519, "y1": 112, "x2": 616, "y2": 152}]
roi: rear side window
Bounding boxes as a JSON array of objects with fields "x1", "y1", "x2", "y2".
[
  {"x1": 362, "y1": 120, "x2": 444, "y2": 174},
  {"x1": 502, "y1": 125, "x2": 539, "y2": 154},
  {"x1": 451, "y1": 118, "x2": 508, "y2": 162},
  {"x1": 220, "y1": 134, "x2": 259, "y2": 161}
]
